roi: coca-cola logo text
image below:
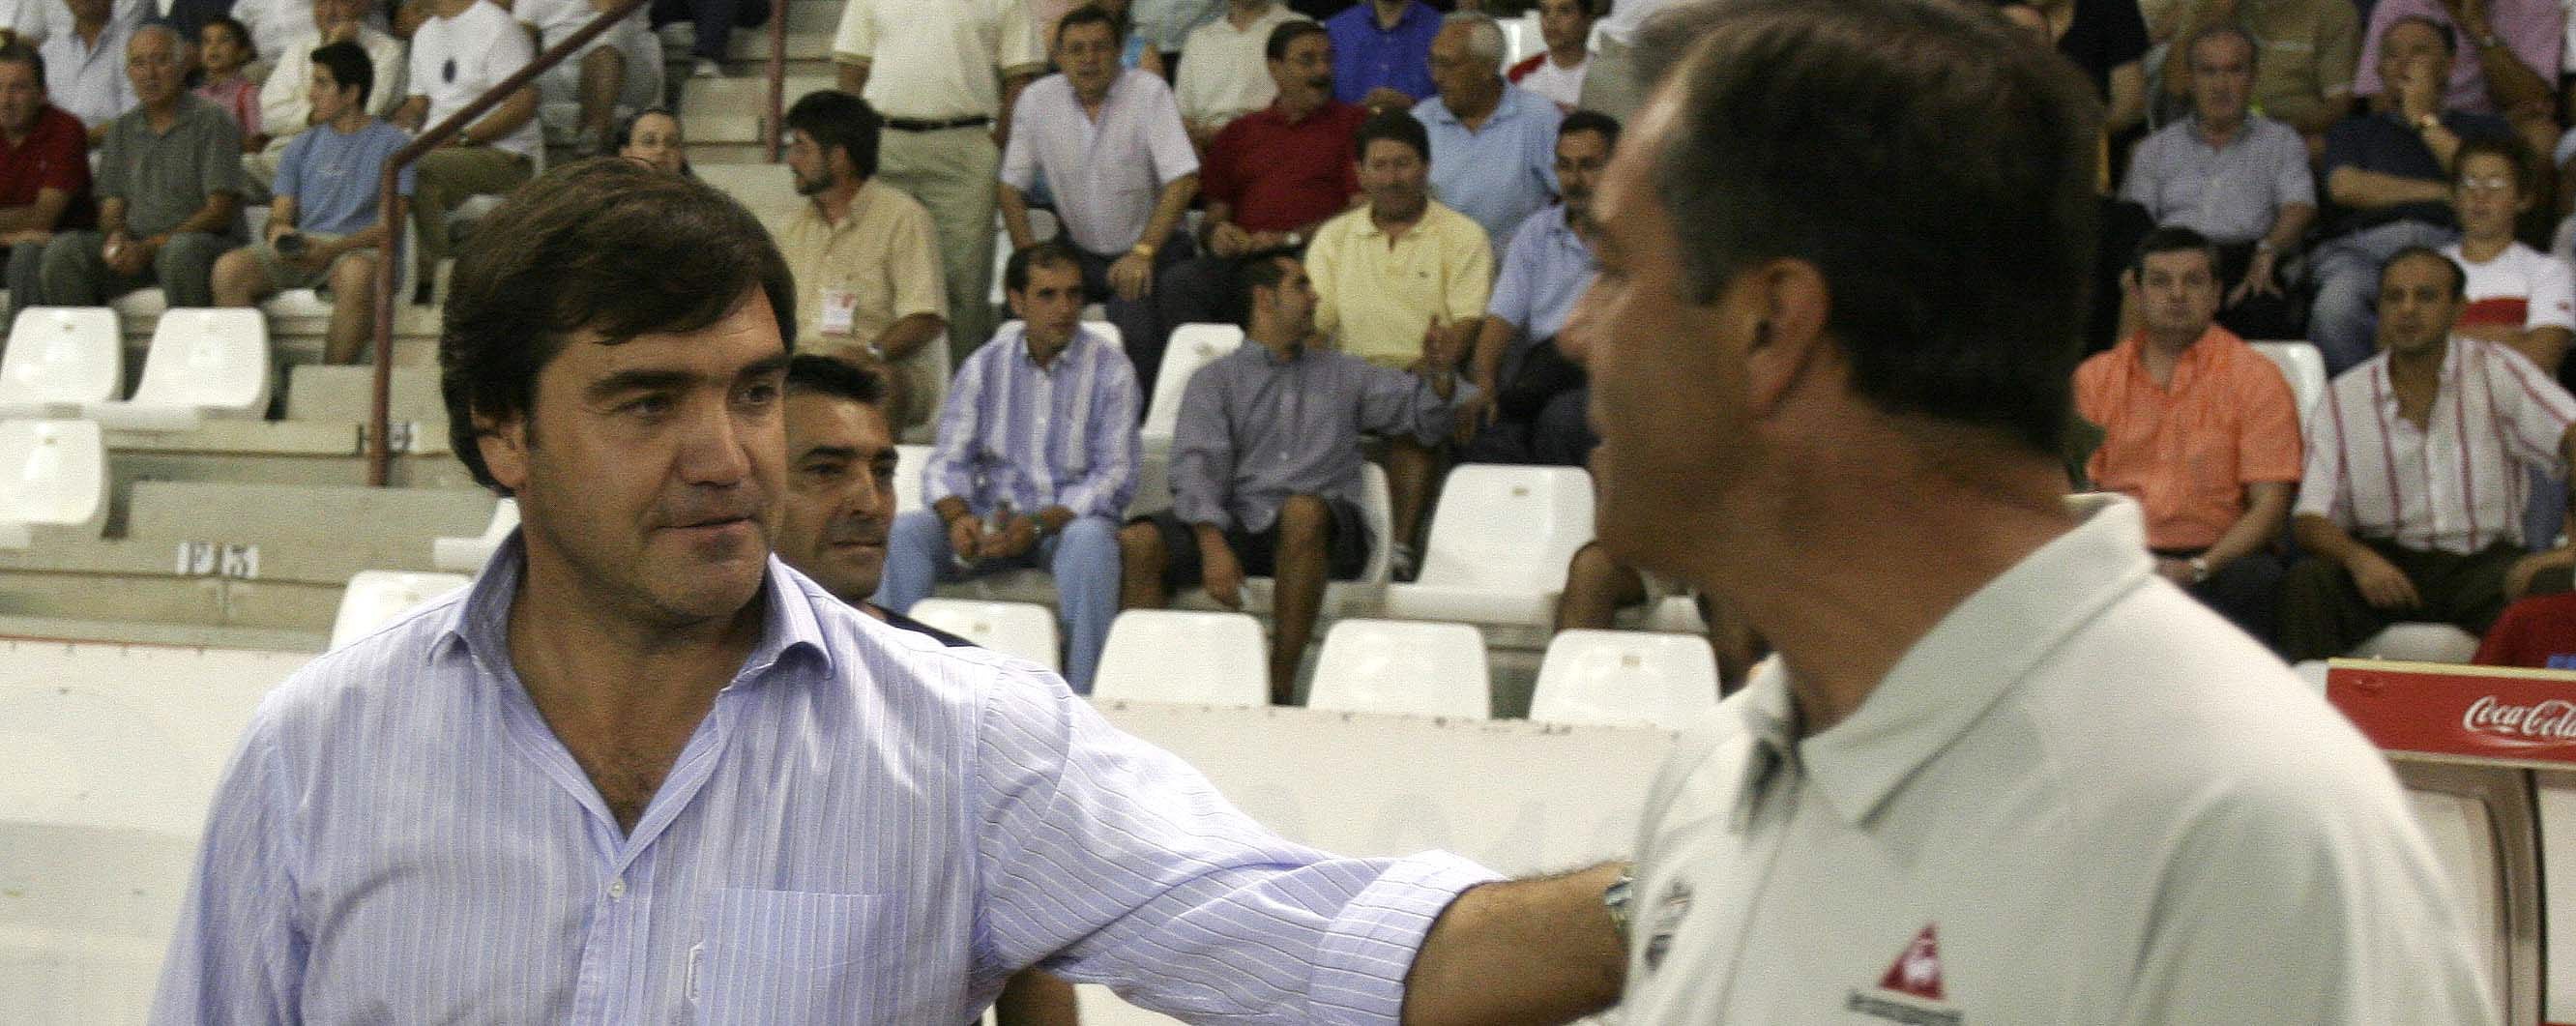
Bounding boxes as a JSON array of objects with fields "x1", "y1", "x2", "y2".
[{"x1": 2462, "y1": 695, "x2": 2576, "y2": 745}]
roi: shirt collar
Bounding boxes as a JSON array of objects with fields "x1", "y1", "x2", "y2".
[
  {"x1": 1776, "y1": 493, "x2": 2153, "y2": 827},
  {"x1": 436, "y1": 529, "x2": 835, "y2": 687},
  {"x1": 1014, "y1": 324, "x2": 1100, "y2": 371},
  {"x1": 2118, "y1": 324, "x2": 2236, "y2": 393},
  {"x1": 1424, "y1": 82, "x2": 1522, "y2": 127}
]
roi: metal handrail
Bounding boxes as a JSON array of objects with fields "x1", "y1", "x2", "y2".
[
  {"x1": 764, "y1": 0, "x2": 787, "y2": 161},
  {"x1": 365, "y1": 0, "x2": 649, "y2": 485}
]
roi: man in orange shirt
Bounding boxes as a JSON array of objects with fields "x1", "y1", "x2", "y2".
[{"x1": 2075, "y1": 226, "x2": 2305, "y2": 644}]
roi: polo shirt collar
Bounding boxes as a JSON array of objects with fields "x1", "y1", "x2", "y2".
[
  {"x1": 436, "y1": 530, "x2": 834, "y2": 687},
  {"x1": 1789, "y1": 492, "x2": 2152, "y2": 827},
  {"x1": 1423, "y1": 81, "x2": 1523, "y2": 128}
]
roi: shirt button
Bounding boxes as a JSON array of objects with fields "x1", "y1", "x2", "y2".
[{"x1": 607, "y1": 878, "x2": 628, "y2": 899}]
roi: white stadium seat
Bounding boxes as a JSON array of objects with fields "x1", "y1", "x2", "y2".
[
  {"x1": 1384, "y1": 464, "x2": 1595, "y2": 628},
  {"x1": 904, "y1": 598, "x2": 1061, "y2": 670},
  {"x1": 1142, "y1": 323, "x2": 1243, "y2": 450},
  {"x1": 0, "y1": 418, "x2": 108, "y2": 546},
  {"x1": 1529, "y1": 630, "x2": 1721, "y2": 729},
  {"x1": 430, "y1": 498, "x2": 519, "y2": 572},
  {"x1": 0, "y1": 308, "x2": 122, "y2": 416},
  {"x1": 894, "y1": 444, "x2": 932, "y2": 513},
  {"x1": 1307, "y1": 618, "x2": 1490, "y2": 718},
  {"x1": 2249, "y1": 340, "x2": 2327, "y2": 431},
  {"x1": 1092, "y1": 609, "x2": 1269, "y2": 707},
  {"x1": 2354, "y1": 623, "x2": 2482, "y2": 663},
  {"x1": 329, "y1": 571, "x2": 472, "y2": 650},
  {"x1": 87, "y1": 309, "x2": 271, "y2": 428}
]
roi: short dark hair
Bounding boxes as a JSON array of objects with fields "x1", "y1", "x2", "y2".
[
  {"x1": 784, "y1": 353, "x2": 888, "y2": 406},
  {"x1": 441, "y1": 159, "x2": 797, "y2": 492},
  {"x1": 2182, "y1": 22, "x2": 2258, "y2": 71},
  {"x1": 2129, "y1": 225, "x2": 2219, "y2": 278},
  {"x1": 0, "y1": 42, "x2": 45, "y2": 90},
  {"x1": 2384, "y1": 245, "x2": 2468, "y2": 300},
  {"x1": 1560, "y1": 109, "x2": 1620, "y2": 150},
  {"x1": 2451, "y1": 133, "x2": 2531, "y2": 192},
  {"x1": 1057, "y1": 5, "x2": 1120, "y2": 46},
  {"x1": 309, "y1": 40, "x2": 371, "y2": 107},
  {"x1": 1004, "y1": 240, "x2": 1086, "y2": 297},
  {"x1": 1355, "y1": 109, "x2": 1430, "y2": 164},
  {"x1": 1268, "y1": 18, "x2": 1328, "y2": 61},
  {"x1": 1237, "y1": 247, "x2": 1302, "y2": 325},
  {"x1": 1635, "y1": 0, "x2": 2100, "y2": 456},
  {"x1": 197, "y1": 14, "x2": 251, "y2": 59},
  {"x1": 2386, "y1": 14, "x2": 2457, "y2": 56},
  {"x1": 783, "y1": 90, "x2": 881, "y2": 181}
]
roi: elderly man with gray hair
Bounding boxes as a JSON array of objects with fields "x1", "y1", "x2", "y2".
[
  {"x1": 1412, "y1": 11, "x2": 1563, "y2": 249},
  {"x1": 39, "y1": 20, "x2": 240, "y2": 308}
]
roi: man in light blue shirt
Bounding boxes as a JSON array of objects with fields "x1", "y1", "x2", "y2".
[
  {"x1": 1459, "y1": 109, "x2": 1613, "y2": 468},
  {"x1": 152, "y1": 159, "x2": 1630, "y2": 1025},
  {"x1": 879, "y1": 242, "x2": 1138, "y2": 694},
  {"x1": 1412, "y1": 12, "x2": 1562, "y2": 250}
]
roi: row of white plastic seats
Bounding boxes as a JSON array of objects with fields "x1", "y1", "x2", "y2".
[
  {"x1": 0, "y1": 417, "x2": 107, "y2": 548},
  {"x1": 0, "y1": 306, "x2": 271, "y2": 429}
]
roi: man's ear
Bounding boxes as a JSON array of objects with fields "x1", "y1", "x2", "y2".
[
  {"x1": 474, "y1": 406, "x2": 531, "y2": 495},
  {"x1": 1739, "y1": 258, "x2": 1831, "y2": 419}
]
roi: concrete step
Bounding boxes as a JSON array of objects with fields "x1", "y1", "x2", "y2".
[
  {"x1": 0, "y1": 613, "x2": 328, "y2": 653},
  {"x1": 724, "y1": 29, "x2": 832, "y2": 62},
  {"x1": 285, "y1": 366, "x2": 449, "y2": 425},
  {"x1": 0, "y1": 570, "x2": 345, "y2": 634},
  {"x1": 122, "y1": 480, "x2": 494, "y2": 550},
  {"x1": 682, "y1": 74, "x2": 832, "y2": 120}
]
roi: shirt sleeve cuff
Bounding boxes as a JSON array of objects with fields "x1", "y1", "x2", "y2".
[{"x1": 1304, "y1": 850, "x2": 1505, "y2": 1026}]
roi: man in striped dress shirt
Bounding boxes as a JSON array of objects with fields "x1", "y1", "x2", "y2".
[
  {"x1": 154, "y1": 160, "x2": 1630, "y2": 1025},
  {"x1": 2282, "y1": 245, "x2": 2576, "y2": 659},
  {"x1": 878, "y1": 242, "x2": 1138, "y2": 693}
]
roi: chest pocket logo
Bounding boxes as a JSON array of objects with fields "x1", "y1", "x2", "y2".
[{"x1": 1844, "y1": 924, "x2": 1963, "y2": 1025}]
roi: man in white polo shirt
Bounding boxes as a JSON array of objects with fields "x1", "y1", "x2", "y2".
[
  {"x1": 395, "y1": 0, "x2": 538, "y2": 304},
  {"x1": 1582, "y1": 2, "x2": 2497, "y2": 1022}
]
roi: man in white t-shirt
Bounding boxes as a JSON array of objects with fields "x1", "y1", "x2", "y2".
[
  {"x1": 1174, "y1": 0, "x2": 1306, "y2": 148},
  {"x1": 516, "y1": 0, "x2": 659, "y2": 157},
  {"x1": 1504, "y1": 0, "x2": 1590, "y2": 111},
  {"x1": 1589, "y1": 3, "x2": 2497, "y2": 1023},
  {"x1": 394, "y1": 0, "x2": 537, "y2": 304},
  {"x1": 246, "y1": 0, "x2": 405, "y2": 194}
]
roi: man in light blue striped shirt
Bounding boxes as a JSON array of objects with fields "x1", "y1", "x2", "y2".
[
  {"x1": 155, "y1": 161, "x2": 1634, "y2": 1024},
  {"x1": 879, "y1": 242, "x2": 1139, "y2": 694}
]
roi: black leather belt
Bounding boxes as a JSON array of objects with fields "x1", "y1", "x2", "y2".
[{"x1": 885, "y1": 115, "x2": 993, "y2": 132}]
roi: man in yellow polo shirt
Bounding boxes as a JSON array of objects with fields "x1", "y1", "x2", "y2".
[{"x1": 1306, "y1": 108, "x2": 1491, "y2": 573}]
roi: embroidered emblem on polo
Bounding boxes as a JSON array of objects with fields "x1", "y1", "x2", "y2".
[{"x1": 1844, "y1": 924, "x2": 1963, "y2": 1025}]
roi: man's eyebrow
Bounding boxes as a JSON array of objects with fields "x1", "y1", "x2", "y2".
[
  {"x1": 795, "y1": 445, "x2": 859, "y2": 463},
  {"x1": 583, "y1": 368, "x2": 697, "y2": 404}
]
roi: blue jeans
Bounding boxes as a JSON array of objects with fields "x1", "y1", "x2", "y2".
[
  {"x1": 2307, "y1": 220, "x2": 2458, "y2": 376},
  {"x1": 877, "y1": 509, "x2": 1121, "y2": 693}
]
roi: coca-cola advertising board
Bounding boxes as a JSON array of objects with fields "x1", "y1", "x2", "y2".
[{"x1": 2328, "y1": 660, "x2": 2576, "y2": 766}]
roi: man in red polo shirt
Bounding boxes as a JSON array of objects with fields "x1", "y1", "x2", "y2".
[
  {"x1": 0, "y1": 41, "x2": 91, "y2": 308},
  {"x1": 1157, "y1": 18, "x2": 1364, "y2": 334},
  {"x1": 2075, "y1": 225, "x2": 2305, "y2": 646}
]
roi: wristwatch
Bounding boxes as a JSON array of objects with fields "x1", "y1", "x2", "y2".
[
  {"x1": 2189, "y1": 556, "x2": 2212, "y2": 583},
  {"x1": 1602, "y1": 870, "x2": 1635, "y2": 939},
  {"x1": 2416, "y1": 112, "x2": 2443, "y2": 132}
]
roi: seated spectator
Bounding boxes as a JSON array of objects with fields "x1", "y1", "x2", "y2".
[
  {"x1": 1458, "y1": 109, "x2": 1611, "y2": 467},
  {"x1": 780, "y1": 90, "x2": 947, "y2": 433},
  {"x1": 2283, "y1": 247, "x2": 2576, "y2": 660},
  {"x1": 2475, "y1": 589, "x2": 2576, "y2": 666},
  {"x1": 1132, "y1": 0, "x2": 1221, "y2": 72},
  {"x1": 230, "y1": 0, "x2": 338, "y2": 70},
  {"x1": 1572, "y1": 0, "x2": 1675, "y2": 120},
  {"x1": 1504, "y1": 0, "x2": 1591, "y2": 112},
  {"x1": 999, "y1": 6, "x2": 1200, "y2": 402},
  {"x1": 1306, "y1": 109, "x2": 1488, "y2": 576},
  {"x1": 1412, "y1": 12, "x2": 1560, "y2": 249},
  {"x1": 2034, "y1": 0, "x2": 2151, "y2": 135},
  {"x1": 1173, "y1": 0, "x2": 1307, "y2": 148},
  {"x1": 879, "y1": 243, "x2": 1139, "y2": 694},
  {"x1": 395, "y1": 0, "x2": 539, "y2": 304},
  {"x1": 2310, "y1": 15, "x2": 2513, "y2": 375},
  {"x1": 768, "y1": 353, "x2": 1089, "y2": 1026},
  {"x1": 615, "y1": 106, "x2": 688, "y2": 175},
  {"x1": 1326, "y1": 0, "x2": 1437, "y2": 111},
  {"x1": 190, "y1": 15, "x2": 258, "y2": 149},
  {"x1": 37, "y1": 0, "x2": 132, "y2": 135},
  {"x1": 2122, "y1": 24, "x2": 2314, "y2": 341},
  {"x1": 1121, "y1": 249, "x2": 1468, "y2": 702},
  {"x1": 2, "y1": 0, "x2": 147, "y2": 48},
  {"x1": 0, "y1": 42, "x2": 92, "y2": 306},
  {"x1": 2443, "y1": 136, "x2": 2572, "y2": 374},
  {"x1": 518, "y1": 0, "x2": 662, "y2": 157},
  {"x1": 2148, "y1": 0, "x2": 2359, "y2": 147},
  {"x1": 1096, "y1": 0, "x2": 1174, "y2": 77},
  {"x1": 249, "y1": 0, "x2": 405, "y2": 194},
  {"x1": 2076, "y1": 227, "x2": 2303, "y2": 643},
  {"x1": 647, "y1": 0, "x2": 767, "y2": 81},
  {"x1": 2354, "y1": 0, "x2": 2560, "y2": 133},
  {"x1": 1156, "y1": 18, "x2": 1361, "y2": 334},
  {"x1": 38, "y1": 22, "x2": 238, "y2": 308},
  {"x1": 209, "y1": 41, "x2": 405, "y2": 365}
]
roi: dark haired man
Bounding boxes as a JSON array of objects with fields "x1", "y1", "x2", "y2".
[
  {"x1": 779, "y1": 89, "x2": 947, "y2": 434},
  {"x1": 211, "y1": 41, "x2": 406, "y2": 364},
  {"x1": 0, "y1": 42, "x2": 91, "y2": 306},
  {"x1": 1119, "y1": 249, "x2": 1470, "y2": 703},
  {"x1": 2284, "y1": 246, "x2": 2576, "y2": 660},
  {"x1": 154, "y1": 158, "x2": 1629, "y2": 1025},
  {"x1": 1595, "y1": 2, "x2": 2491, "y2": 1019},
  {"x1": 1458, "y1": 109, "x2": 1615, "y2": 467}
]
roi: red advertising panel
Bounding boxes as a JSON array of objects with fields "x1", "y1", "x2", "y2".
[{"x1": 2328, "y1": 660, "x2": 2576, "y2": 767}]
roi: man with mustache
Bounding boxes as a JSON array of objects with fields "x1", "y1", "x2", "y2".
[
  {"x1": 154, "y1": 157, "x2": 1628, "y2": 1026},
  {"x1": 1158, "y1": 19, "x2": 1364, "y2": 337},
  {"x1": 777, "y1": 89, "x2": 947, "y2": 435}
]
